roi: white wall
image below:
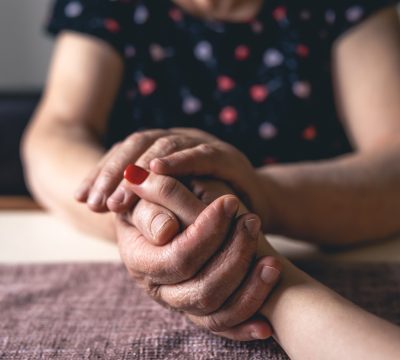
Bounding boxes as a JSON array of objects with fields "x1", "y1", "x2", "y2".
[{"x1": 0, "y1": 0, "x2": 54, "y2": 91}]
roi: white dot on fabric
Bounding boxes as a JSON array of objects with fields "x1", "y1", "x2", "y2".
[
  {"x1": 134, "y1": 5, "x2": 149, "y2": 24},
  {"x1": 65, "y1": 1, "x2": 83, "y2": 18},
  {"x1": 325, "y1": 9, "x2": 336, "y2": 24},
  {"x1": 292, "y1": 81, "x2": 311, "y2": 99},
  {"x1": 150, "y1": 44, "x2": 166, "y2": 62},
  {"x1": 263, "y1": 49, "x2": 284, "y2": 67},
  {"x1": 259, "y1": 122, "x2": 278, "y2": 139},
  {"x1": 194, "y1": 41, "x2": 213, "y2": 62},
  {"x1": 346, "y1": 6, "x2": 364, "y2": 23},
  {"x1": 182, "y1": 96, "x2": 202, "y2": 114}
]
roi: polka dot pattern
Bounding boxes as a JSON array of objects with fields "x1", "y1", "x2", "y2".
[
  {"x1": 64, "y1": 1, "x2": 82, "y2": 18},
  {"x1": 47, "y1": 0, "x2": 395, "y2": 166}
]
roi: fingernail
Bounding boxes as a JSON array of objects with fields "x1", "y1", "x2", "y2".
[
  {"x1": 251, "y1": 330, "x2": 270, "y2": 340},
  {"x1": 260, "y1": 266, "x2": 280, "y2": 285},
  {"x1": 151, "y1": 213, "x2": 173, "y2": 238},
  {"x1": 87, "y1": 191, "x2": 104, "y2": 207},
  {"x1": 109, "y1": 188, "x2": 125, "y2": 204},
  {"x1": 223, "y1": 197, "x2": 239, "y2": 217},
  {"x1": 124, "y1": 164, "x2": 149, "y2": 185},
  {"x1": 244, "y1": 217, "x2": 260, "y2": 238}
]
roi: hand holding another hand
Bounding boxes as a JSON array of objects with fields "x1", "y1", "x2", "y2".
[
  {"x1": 74, "y1": 129, "x2": 281, "y2": 341},
  {"x1": 116, "y1": 168, "x2": 281, "y2": 341}
]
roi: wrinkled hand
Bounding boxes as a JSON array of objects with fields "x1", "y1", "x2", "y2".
[{"x1": 116, "y1": 169, "x2": 281, "y2": 341}]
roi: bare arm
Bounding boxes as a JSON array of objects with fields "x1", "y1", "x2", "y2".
[
  {"x1": 260, "y1": 254, "x2": 400, "y2": 360},
  {"x1": 21, "y1": 32, "x2": 123, "y2": 240},
  {"x1": 258, "y1": 7, "x2": 400, "y2": 245}
]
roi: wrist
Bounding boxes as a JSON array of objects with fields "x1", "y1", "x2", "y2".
[{"x1": 254, "y1": 167, "x2": 282, "y2": 234}]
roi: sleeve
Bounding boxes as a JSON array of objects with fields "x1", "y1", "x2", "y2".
[
  {"x1": 326, "y1": 0, "x2": 399, "y2": 40},
  {"x1": 45, "y1": 0, "x2": 134, "y2": 55}
]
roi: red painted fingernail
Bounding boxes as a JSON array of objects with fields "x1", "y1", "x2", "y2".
[{"x1": 124, "y1": 164, "x2": 149, "y2": 185}]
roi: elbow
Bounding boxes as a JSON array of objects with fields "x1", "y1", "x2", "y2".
[{"x1": 19, "y1": 115, "x2": 51, "y2": 206}]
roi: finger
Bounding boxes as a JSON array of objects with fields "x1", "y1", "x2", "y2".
[
  {"x1": 129, "y1": 199, "x2": 180, "y2": 246},
  {"x1": 135, "y1": 135, "x2": 202, "y2": 170},
  {"x1": 150, "y1": 143, "x2": 252, "y2": 198},
  {"x1": 211, "y1": 316, "x2": 273, "y2": 341},
  {"x1": 123, "y1": 164, "x2": 206, "y2": 226},
  {"x1": 106, "y1": 181, "x2": 140, "y2": 213},
  {"x1": 186, "y1": 256, "x2": 281, "y2": 333},
  {"x1": 156, "y1": 214, "x2": 260, "y2": 315},
  {"x1": 107, "y1": 135, "x2": 201, "y2": 212},
  {"x1": 190, "y1": 178, "x2": 235, "y2": 205},
  {"x1": 117, "y1": 194, "x2": 239, "y2": 285},
  {"x1": 74, "y1": 142, "x2": 121, "y2": 202},
  {"x1": 87, "y1": 129, "x2": 169, "y2": 212},
  {"x1": 170, "y1": 127, "x2": 218, "y2": 141}
]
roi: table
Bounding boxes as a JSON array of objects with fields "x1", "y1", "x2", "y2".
[
  {"x1": 1, "y1": 209, "x2": 400, "y2": 264},
  {"x1": 1, "y1": 206, "x2": 399, "y2": 359}
]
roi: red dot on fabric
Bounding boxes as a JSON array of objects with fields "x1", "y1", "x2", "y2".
[
  {"x1": 169, "y1": 7, "x2": 183, "y2": 22},
  {"x1": 263, "y1": 156, "x2": 277, "y2": 165},
  {"x1": 296, "y1": 44, "x2": 310, "y2": 57},
  {"x1": 302, "y1": 126, "x2": 317, "y2": 140},
  {"x1": 217, "y1": 76, "x2": 236, "y2": 92},
  {"x1": 138, "y1": 78, "x2": 157, "y2": 96},
  {"x1": 235, "y1": 45, "x2": 250, "y2": 61},
  {"x1": 219, "y1": 106, "x2": 238, "y2": 125},
  {"x1": 104, "y1": 19, "x2": 121, "y2": 33},
  {"x1": 273, "y1": 6, "x2": 287, "y2": 21},
  {"x1": 250, "y1": 85, "x2": 269, "y2": 102}
]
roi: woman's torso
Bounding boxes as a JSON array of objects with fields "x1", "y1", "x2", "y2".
[{"x1": 48, "y1": 0, "x2": 395, "y2": 165}]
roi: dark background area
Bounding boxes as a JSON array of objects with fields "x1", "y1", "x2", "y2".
[{"x1": 0, "y1": 93, "x2": 40, "y2": 195}]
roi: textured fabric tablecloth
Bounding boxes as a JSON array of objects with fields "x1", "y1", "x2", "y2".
[{"x1": 0, "y1": 262, "x2": 399, "y2": 360}]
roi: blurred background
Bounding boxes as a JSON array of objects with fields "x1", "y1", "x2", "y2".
[{"x1": 0, "y1": 0, "x2": 53, "y2": 196}]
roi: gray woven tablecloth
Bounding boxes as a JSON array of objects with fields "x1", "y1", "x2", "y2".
[{"x1": 0, "y1": 262, "x2": 399, "y2": 359}]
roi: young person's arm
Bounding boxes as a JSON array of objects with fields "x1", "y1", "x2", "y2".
[{"x1": 260, "y1": 256, "x2": 400, "y2": 360}]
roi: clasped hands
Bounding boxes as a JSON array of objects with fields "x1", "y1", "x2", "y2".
[{"x1": 75, "y1": 128, "x2": 281, "y2": 341}]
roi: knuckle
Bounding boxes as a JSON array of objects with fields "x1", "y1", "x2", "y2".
[
  {"x1": 197, "y1": 143, "x2": 215, "y2": 156},
  {"x1": 155, "y1": 136, "x2": 178, "y2": 152},
  {"x1": 172, "y1": 256, "x2": 194, "y2": 281},
  {"x1": 126, "y1": 132, "x2": 149, "y2": 148},
  {"x1": 191, "y1": 288, "x2": 219, "y2": 315},
  {"x1": 166, "y1": 248, "x2": 195, "y2": 282},
  {"x1": 145, "y1": 281, "x2": 161, "y2": 300},
  {"x1": 158, "y1": 177, "x2": 179, "y2": 200},
  {"x1": 204, "y1": 315, "x2": 228, "y2": 333},
  {"x1": 226, "y1": 237, "x2": 255, "y2": 269},
  {"x1": 241, "y1": 291, "x2": 263, "y2": 310},
  {"x1": 110, "y1": 142, "x2": 122, "y2": 152}
]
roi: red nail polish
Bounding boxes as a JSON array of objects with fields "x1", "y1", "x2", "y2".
[{"x1": 124, "y1": 164, "x2": 149, "y2": 185}]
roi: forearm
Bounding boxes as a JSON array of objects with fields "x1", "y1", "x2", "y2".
[
  {"x1": 21, "y1": 115, "x2": 116, "y2": 241},
  {"x1": 257, "y1": 143, "x2": 400, "y2": 245},
  {"x1": 259, "y1": 256, "x2": 400, "y2": 360}
]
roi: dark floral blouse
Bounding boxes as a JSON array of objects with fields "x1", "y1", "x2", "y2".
[{"x1": 47, "y1": 0, "x2": 396, "y2": 166}]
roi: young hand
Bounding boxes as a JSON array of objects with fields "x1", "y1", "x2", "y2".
[{"x1": 74, "y1": 128, "x2": 217, "y2": 212}]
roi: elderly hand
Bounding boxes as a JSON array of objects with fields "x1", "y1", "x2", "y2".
[{"x1": 116, "y1": 167, "x2": 281, "y2": 341}]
